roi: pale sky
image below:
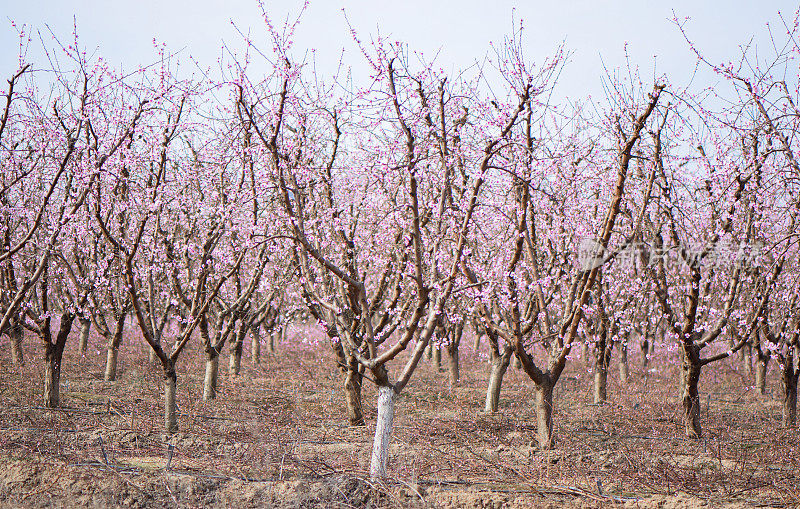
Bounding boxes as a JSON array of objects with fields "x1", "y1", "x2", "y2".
[{"x1": 1, "y1": 1, "x2": 797, "y2": 102}]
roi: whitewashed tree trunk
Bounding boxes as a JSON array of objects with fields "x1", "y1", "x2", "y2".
[
  {"x1": 203, "y1": 355, "x2": 219, "y2": 400},
  {"x1": 593, "y1": 367, "x2": 607, "y2": 404},
  {"x1": 369, "y1": 385, "x2": 397, "y2": 479},
  {"x1": 77, "y1": 317, "x2": 91, "y2": 354},
  {"x1": 104, "y1": 348, "x2": 119, "y2": 381}
]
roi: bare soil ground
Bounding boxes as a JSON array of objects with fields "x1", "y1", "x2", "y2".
[{"x1": 1, "y1": 328, "x2": 798, "y2": 508}]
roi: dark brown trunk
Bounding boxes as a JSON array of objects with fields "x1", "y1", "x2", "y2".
[
  {"x1": 229, "y1": 325, "x2": 246, "y2": 376},
  {"x1": 250, "y1": 324, "x2": 261, "y2": 364},
  {"x1": 640, "y1": 338, "x2": 650, "y2": 369},
  {"x1": 344, "y1": 363, "x2": 365, "y2": 426},
  {"x1": 781, "y1": 352, "x2": 798, "y2": 426},
  {"x1": 680, "y1": 360, "x2": 702, "y2": 438},
  {"x1": 618, "y1": 341, "x2": 629, "y2": 383},
  {"x1": 755, "y1": 349, "x2": 769, "y2": 395},
  {"x1": 43, "y1": 313, "x2": 75, "y2": 408},
  {"x1": 9, "y1": 321, "x2": 24, "y2": 366}
]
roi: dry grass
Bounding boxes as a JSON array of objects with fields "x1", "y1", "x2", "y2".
[{"x1": 0, "y1": 325, "x2": 797, "y2": 508}]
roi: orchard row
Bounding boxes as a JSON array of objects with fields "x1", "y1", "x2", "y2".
[{"x1": 1, "y1": 11, "x2": 799, "y2": 479}]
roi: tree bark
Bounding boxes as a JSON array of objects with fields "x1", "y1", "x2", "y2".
[
  {"x1": 229, "y1": 325, "x2": 246, "y2": 376},
  {"x1": 680, "y1": 361, "x2": 702, "y2": 438},
  {"x1": 484, "y1": 355, "x2": 510, "y2": 413},
  {"x1": 369, "y1": 385, "x2": 396, "y2": 479},
  {"x1": 164, "y1": 368, "x2": 178, "y2": 433},
  {"x1": 742, "y1": 343, "x2": 753, "y2": 378},
  {"x1": 593, "y1": 340, "x2": 611, "y2": 404},
  {"x1": 250, "y1": 324, "x2": 261, "y2": 364},
  {"x1": 781, "y1": 351, "x2": 798, "y2": 426},
  {"x1": 756, "y1": 355, "x2": 769, "y2": 394},
  {"x1": 103, "y1": 312, "x2": 126, "y2": 381},
  {"x1": 203, "y1": 354, "x2": 219, "y2": 401},
  {"x1": 44, "y1": 344, "x2": 62, "y2": 408},
  {"x1": 593, "y1": 366, "x2": 608, "y2": 404},
  {"x1": 755, "y1": 351, "x2": 769, "y2": 395},
  {"x1": 268, "y1": 331, "x2": 276, "y2": 353},
  {"x1": 447, "y1": 344, "x2": 459, "y2": 387},
  {"x1": 104, "y1": 348, "x2": 119, "y2": 381},
  {"x1": 535, "y1": 382, "x2": 555, "y2": 449},
  {"x1": 618, "y1": 341, "x2": 629, "y2": 383},
  {"x1": 432, "y1": 344, "x2": 442, "y2": 371},
  {"x1": 344, "y1": 365, "x2": 365, "y2": 425},
  {"x1": 9, "y1": 321, "x2": 24, "y2": 366},
  {"x1": 77, "y1": 316, "x2": 91, "y2": 355},
  {"x1": 640, "y1": 338, "x2": 650, "y2": 369},
  {"x1": 43, "y1": 313, "x2": 74, "y2": 408},
  {"x1": 782, "y1": 368, "x2": 798, "y2": 426}
]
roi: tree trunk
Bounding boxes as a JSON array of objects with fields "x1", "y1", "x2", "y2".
[
  {"x1": 250, "y1": 324, "x2": 261, "y2": 364},
  {"x1": 593, "y1": 366, "x2": 608, "y2": 404},
  {"x1": 484, "y1": 356, "x2": 510, "y2": 413},
  {"x1": 681, "y1": 361, "x2": 702, "y2": 439},
  {"x1": 640, "y1": 338, "x2": 650, "y2": 370},
  {"x1": 534, "y1": 382, "x2": 555, "y2": 449},
  {"x1": 369, "y1": 385, "x2": 396, "y2": 479},
  {"x1": 9, "y1": 322, "x2": 24, "y2": 366},
  {"x1": 473, "y1": 332, "x2": 481, "y2": 352},
  {"x1": 593, "y1": 341, "x2": 610, "y2": 404},
  {"x1": 344, "y1": 366, "x2": 365, "y2": 426},
  {"x1": 742, "y1": 344, "x2": 753, "y2": 378},
  {"x1": 781, "y1": 365, "x2": 798, "y2": 426},
  {"x1": 77, "y1": 316, "x2": 91, "y2": 355},
  {"x1": 432, "y1": 344, "x2": 442, "y2": 371},
  {"x1": 447, "y1": 344, "x2": 460, "y2": 387},
  {"x1": 229, "y1": 326, "x2": 246, "y2": 376},
  {"x1": 203, "y1": 354, "x2": 219, "y2": 400},
  {"x1": 104, "y1": 348, "x2": 119, "y2": 381},
  {"x1": 618, "y1": 342, "x2": 629, "y2": 383},
  {"x1": 755, "y1": 357, "x2": 768, "y2": 394},
  {"x1": 164, "y1": 368, "x2": 178, "y2": 433},
  {"x1": 43, "y1": 313, "x2": 74, "y2": 408},
  {"x1": 268, "y1": 331, "x2": 276, "y2": 353},
  {"x1": 44, "y1": 344, "x2": 62, "y2": 408},
  {"x1": 103, "y1": 313, "x2": 126, "y2": 381}
]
